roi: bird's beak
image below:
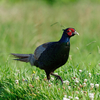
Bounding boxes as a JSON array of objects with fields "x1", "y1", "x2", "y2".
[{"x1": 73, "y1": 31, "x2": 79, "y2": 35}]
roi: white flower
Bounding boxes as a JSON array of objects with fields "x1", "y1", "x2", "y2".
[
  {"x1": 81, "y1": 90, "x2": 83, "y2": 93},
  {"x1": 64, "y1": 95, "x2": 67, "y2": 98},
  {"x1": 89, "y1": 73, "x2": 91, "y2": 77},
  {"x1": 89, "y1": 93, "x2": 94, "y2": 100},
  {"x1": 54, "y1": 73, "x2": 58, "y2": 75},
  {"x1": 63, "y1": 80, "x2": 69, "y2": 85},
  {"x1": 63, "y1": 98, "x2": 70, "y2": 100},
  {"x1": 32, "y1": 74, "x2": 35, "y2": 76},
  {"x1": 50, "y1": 82, "x2": 52, "y2": 85},
  {"x1": 76, "y1": 47, "x2": 79, "y2": 50},
  {"x1": 35, "y1": 76, "x2": 39, "y2": 80},
  {"x1": 75, "y1": 78, "x2": 79, "y2": 83},
  {"x1": 75, "y1": 97, "x2": 79, "y2": 100},
  {"x1": 51, "y1": 77, "x2": 54, "y2": 81},
  {"x1": 79, "y1": 70, "x2": 82, "y2": 73},
  {"x1": 68, "y1": 86, "x2": 71, "y2": 90},
  {"x1": 95, "y1": 84, "x2": 99, "y2": 88},
  {"x1": 15, "y1": 80, "x2": 19, "y2": 84},
  {"x1": 84, "y1": 79, "x2": 87, "y2": 83},
  {"x1": 90, "y1": 83, "x2": 94, "y2": 88},
  {"x1": 83, "y1": 83, "x2": 87, "y2": 87},
  {"x1": 63, "y1": 95, "x2": 70, "y2": 100},
  {"x1": 96, "y1": 73, "x2": 99, "y2": 75},
  {"x1": 68, "y1": 96, "x2": 73, "y2": 99}
]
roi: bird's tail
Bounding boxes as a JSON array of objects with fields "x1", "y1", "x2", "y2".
[{"x1": 11, "y1": 53, "x2": 35, "y2": 66}]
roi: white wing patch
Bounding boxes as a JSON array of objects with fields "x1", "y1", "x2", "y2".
[{"x1": 34, "y1": 44, "x2": 46, "y2": 60}]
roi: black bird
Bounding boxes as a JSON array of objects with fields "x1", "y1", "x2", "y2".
[{"x1": 11, "y1": 28, "x2": 79, "y2": 84}]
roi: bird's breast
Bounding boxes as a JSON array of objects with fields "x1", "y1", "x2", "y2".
[{"x1": 36, "y1": 42, "x2": 70, "y2": 70}]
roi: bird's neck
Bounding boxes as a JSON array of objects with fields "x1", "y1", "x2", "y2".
[{"x1": 59, "y1": 33, "x2": 70, "y2": 43}]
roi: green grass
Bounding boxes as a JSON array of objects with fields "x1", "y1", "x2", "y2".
[{"x1": 0, "y1": 1, "x2": 100, "y2": 100}]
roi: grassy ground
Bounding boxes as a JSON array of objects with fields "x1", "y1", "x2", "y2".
[{"x1": 0, "y1": 1, "x2": 100, "y2": 100}]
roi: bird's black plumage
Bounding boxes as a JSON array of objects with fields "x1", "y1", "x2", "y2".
[{"x1": 11, "y1": 28, "x2": 79, "y2": 84}]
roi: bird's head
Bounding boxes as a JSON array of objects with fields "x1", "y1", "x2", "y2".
[{"x1": 63, "y1": 28, "x2": 79, "y2": 37}]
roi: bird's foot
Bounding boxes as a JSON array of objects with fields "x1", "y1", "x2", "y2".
[
  {"x1": 56, "y1": 76, "x2": 63, "y2": 84},
  {"x1": 51, "y1": 72, "x2": 63, "y2": 84}
]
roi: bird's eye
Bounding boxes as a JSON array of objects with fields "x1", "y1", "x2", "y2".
[{"x1": 69, "y1": 30, "x2": 71, "y2": 32}]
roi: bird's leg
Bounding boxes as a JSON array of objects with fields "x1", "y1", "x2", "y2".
[
  {"x1": 47, "y1": 75, "x2": 50, "y2": 81},
  {"x1": 51, "y1": 72, "x2": 63, "y2": 84},
  {"x1": 45, "y1": 71, "x2": 50, "y2": 81}
]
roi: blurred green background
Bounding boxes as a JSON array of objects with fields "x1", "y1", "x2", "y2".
[
  {"x1": 0, "y1": 0, "x2": 100, "y2": 67},
  {"x1": 0, "y1": 0, "x2": 100, "y2": 99}
]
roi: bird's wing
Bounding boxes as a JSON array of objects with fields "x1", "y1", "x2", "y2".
[{"x1": 34, "y1": 42, "x2": 53, "y2": 60}]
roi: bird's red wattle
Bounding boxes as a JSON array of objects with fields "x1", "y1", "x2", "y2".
[{"x1": 67, "y1": 32, "x2": 72, "y2": 36}]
